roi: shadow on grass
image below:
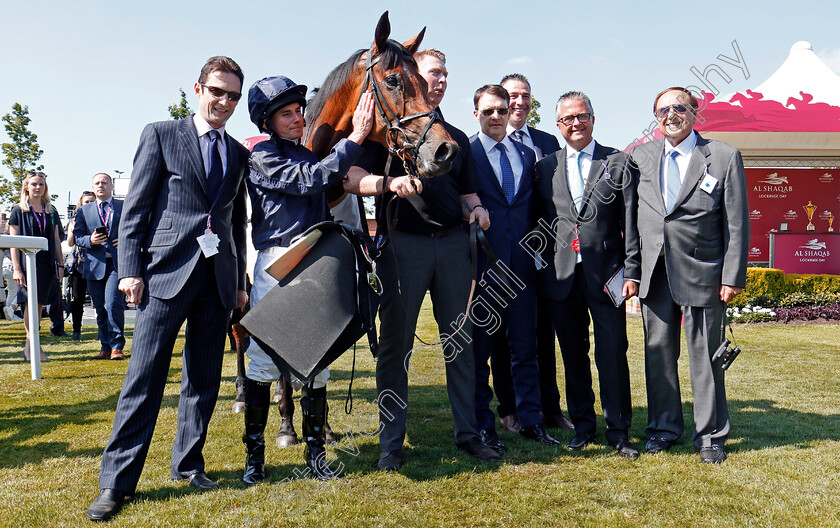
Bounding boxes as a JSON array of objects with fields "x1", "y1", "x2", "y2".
[{"x1": 0, "y1": 392, "x2": 122, "y2": 467}]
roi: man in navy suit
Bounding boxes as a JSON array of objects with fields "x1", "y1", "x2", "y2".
[
  {"x1": 470, "y1": 84, "x2": 560, "y2": 452},
  {"x1": 499, "y1": 73, "x2": 573, "y2": 434},
  {"x1": 534, "y1": 91, "x2": 641, "y2": 458},
  {"x1": 74, "y1": 172, "x2": 126, "y2": 360},
  {"x1": 87, "y1": 56, "x2": 249, "y2": 522}
]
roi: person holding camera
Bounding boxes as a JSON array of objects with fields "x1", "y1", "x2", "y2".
[{"x1": 73, "y1": 173, "x2": 126, "y2": 360}]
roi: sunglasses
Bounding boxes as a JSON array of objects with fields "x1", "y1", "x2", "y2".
[
  {"x1": 200, "y1": 83, "x2": 242, "y2": 101},
  {"x1": 480, "y1": 107, "x2": 509, "y2": 116},
  {"x1": 27, "y1": 171, "x2": 47, "y2": 178},
  {"x1": 655, "y1": 104, "x2": 690, "y2": 119},
  {"x1": 557, "y1": 113, "x2": 592, "y2": 126}
]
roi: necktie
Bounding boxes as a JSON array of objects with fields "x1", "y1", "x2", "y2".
[
  {"x1": 512, "y1": 129, "x2": 524, "y2": 142},
  {"x1": 496, "y1": 143, "x2": 516, "y2": 203},
  {"x1": 665, "y1": 150, "x2": 681, "y2": 211},
  {"x1": 207, "y1": 130, "x2": 224, "y2": 202},
  {"x1": 568, "y1": 150, "x2": 585, "y2": 212}
]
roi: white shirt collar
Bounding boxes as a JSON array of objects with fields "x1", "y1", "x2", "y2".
[
  {"x1": 193, "y1": 113, "x2": 226, "y2": 139},
  {"x1": 567, "y1": 139, "x2": 596, "y2": 158},
  {"x1": 664, "y1": 130, "x2": 697, "y2": 158},
  {"x1": 478, "y1": 131, "x2": 518, "y2": 155},
  {"x1": 506, "y1": 124, "x2": 530, "y2": 140}
]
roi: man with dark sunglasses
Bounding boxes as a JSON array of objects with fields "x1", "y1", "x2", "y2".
[
  {"x1": 469, "y1": 83, "x2": 561, "y2": 453},
  {"x1": 87, "y1": 56, "x2": 250, "y2": 522},
  {"x1": 631, "y1": 87, "x2": 749, "y2": 464},
  {"x1": 534, "y1": 91, "x2": 641, "y2": 458}
]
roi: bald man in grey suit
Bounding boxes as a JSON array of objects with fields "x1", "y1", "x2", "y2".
[{"x1": 631, "y1": 87, "x2": 749, "y2": 464}]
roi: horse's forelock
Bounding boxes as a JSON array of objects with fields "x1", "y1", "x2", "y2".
[{"x1": 305, "y1": 39, "x2": 416, "y2": 123}]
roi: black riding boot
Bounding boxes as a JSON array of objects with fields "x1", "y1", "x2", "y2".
[
  {"x1": 301, "y1": 385, "x2": 336, "y2": 480},
  {"x1": 242, "y1": 377, "x2": 271, "y2": 485}
]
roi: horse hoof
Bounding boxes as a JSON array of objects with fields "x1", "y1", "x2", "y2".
[
  {"x1": 276, "y1": 435, "x2": 299, "y2": 449},
  {"x1": 231, "y1": 402, "x2": 246, "y2": 414}
]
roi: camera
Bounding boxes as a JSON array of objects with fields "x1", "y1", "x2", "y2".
[{"x1": 712, "y1": 339, "x2": 740, "y2": 370}]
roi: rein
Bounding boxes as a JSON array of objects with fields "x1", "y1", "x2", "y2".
[{"x1": 358, "y1": 47, "x2": 439, "y2": 178}]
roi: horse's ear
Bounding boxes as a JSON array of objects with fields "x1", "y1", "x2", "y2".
[
  {"x1": 402, "y1": 27, "x2": 426, "y2": 56},
  {"x1": 372, "y1": 11, "x2": 391, "y2": 55}
]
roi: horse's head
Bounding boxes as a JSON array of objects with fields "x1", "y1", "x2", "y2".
[{"x1": 306, "y1": 12, "x2": 458, "y2": 178}]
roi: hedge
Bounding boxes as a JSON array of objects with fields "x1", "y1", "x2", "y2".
[{"x1": 730, "y1": 268, "x2": 840, "y2": 308}]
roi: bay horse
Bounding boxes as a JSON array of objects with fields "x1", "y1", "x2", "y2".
[{"x1": 232, "y1": 11, "x2": 455, "y2": 449}]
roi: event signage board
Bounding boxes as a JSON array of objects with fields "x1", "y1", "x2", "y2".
[
  {"x1": 770, "y1": 232, "x2": 840, "y2": 274},
  {"x1": 746, "y1": 168, "x2": 838, "y2": 261}
]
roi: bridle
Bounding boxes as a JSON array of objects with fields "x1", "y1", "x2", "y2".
[{"x1": 358, "y1": 47, "x2": 440, "y2": 177}]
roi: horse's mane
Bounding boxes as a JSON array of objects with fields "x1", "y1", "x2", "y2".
[{"x1": 306, "y1": 39, "x2": 414, "y2": 123}]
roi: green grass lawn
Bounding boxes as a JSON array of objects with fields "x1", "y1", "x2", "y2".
[{"x1": 1, "y1": 304, "x2": 839, "y2": 527}]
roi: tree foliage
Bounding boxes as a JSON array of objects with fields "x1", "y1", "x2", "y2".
[
  {"x1": 527, "y1": 96, "x2": 541, "y2": 127},
  {"x1": 168, "y1": 88, "x2": 192, "y2": 120},
  {"x1": 1, "y1": 103, "x2": 44, "y2": 206}
]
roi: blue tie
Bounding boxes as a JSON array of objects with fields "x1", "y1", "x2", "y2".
[
  {"x1": 665, "y1": 150, "x2": 681, "y2": 211},
  {"x1": 568, "y1": 150, "x2": 585, "y2": 212},
  {"x1": 496, "y1": 143, "x2": 516, "y2": 204},
  {"x1": 207, "y1": 130, "x2": 224, "y2": 202}
]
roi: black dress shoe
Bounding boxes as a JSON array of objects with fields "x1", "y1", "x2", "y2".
[
  {"x1": 613, "y1": 439, "x2": 640, "y2": 459},
  {"x1": 480, "y1": 429, "x2": 507, "y2": 453},
  {"x1": 456, "y1": 437, "x2": 502, "y2": 461},
  {"x1": 377, "y1": 450, "x2": 402, "y2": 471},
  {"x1": 184, "y1": 472, "x2": 220, "y2": 490},
  {"x1": 86, "y1": 488, "x2": 127, "y2": 522},
  {"x1": 520, "y1": 424, "x2": 562, "y2": 446},
  {"x1": 567, "y1": 432, "x2": 596, "y2": 451},
  {"x1": 645, "y1": 437, "x2": 675, "y2": 454},
  {"x1": 72, "y1": 332, "x2": 81, "y2": 341},
  {"x1": 50, "y1": 328, "x2": 68, "y2": 337},
  {"x1": 699, "y1": 445, "x2": 727, "y2": 464}
]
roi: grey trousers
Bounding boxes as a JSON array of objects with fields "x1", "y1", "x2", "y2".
[
  {"x1": 375, "y1": 229, "x2": 480, "y2": 452},
  {"x1": 641, "y1": 260, "x2": 729, "y2": 448}
]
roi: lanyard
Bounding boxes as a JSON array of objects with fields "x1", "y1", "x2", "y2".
[
  {"x1": 98, "y1": 201, "x2": 112, "y2": 229},
  {"x1": 32, "y1": 209, "x2": 47, "y2": 234}
]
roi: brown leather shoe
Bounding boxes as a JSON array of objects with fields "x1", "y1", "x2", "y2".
[
  {"x1": 499, "y1": 414, "x2": 521, "y2": 433},
  {"x1": 542, "y1": 412, "x2": 575, "y2": 431},
  {"x1": 110, "y1": 349, "x2": 125, "y2": 360},
  {"x1": 93, "y1": 349, "x2": 110, "y2": 360}
]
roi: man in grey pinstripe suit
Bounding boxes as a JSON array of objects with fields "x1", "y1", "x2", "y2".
[{"x1": 87, "y1": 56, "x2": 249, "y2": 522}]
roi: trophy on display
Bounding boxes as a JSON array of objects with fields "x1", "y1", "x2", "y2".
[
  {"x1": 829, "y1": 213, "x2": 835, "y2": 232},
  {"x1": 803, "y1": 201, "x2": 817, "y2": 232}
]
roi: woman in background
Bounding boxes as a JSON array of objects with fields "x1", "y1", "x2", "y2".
[{"x1": 8, "y1": 171, "x2": 64, "y2": 361}]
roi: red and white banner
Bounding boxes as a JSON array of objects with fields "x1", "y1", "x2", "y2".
[{"x1": 746, "y1": 168, "x2": 839, "y2": 261}]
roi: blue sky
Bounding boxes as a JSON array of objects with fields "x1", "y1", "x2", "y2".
[{"x1": 2, "y1": 0, "x2": 839, "y2": 218}]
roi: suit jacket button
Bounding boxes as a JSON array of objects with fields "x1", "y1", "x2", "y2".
[{"x1": 664, "y1": 218, "x2": 670, "y2": 223}]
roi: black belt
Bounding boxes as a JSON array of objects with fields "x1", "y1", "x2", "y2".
[{"x1": 428, "y1": 225, "x2": 463, "y2": 238}]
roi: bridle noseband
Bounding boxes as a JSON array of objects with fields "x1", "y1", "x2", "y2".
[{"x1": 359, "y1": 47, "x2": 440, "y2": 177}]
